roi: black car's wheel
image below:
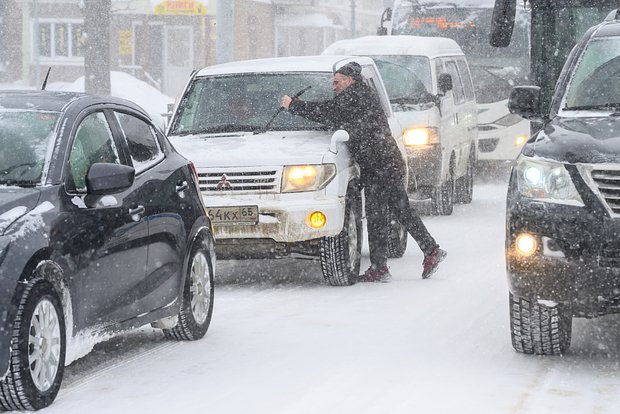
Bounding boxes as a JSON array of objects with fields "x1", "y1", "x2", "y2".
[
  {"x1": 455, "y1": 153, "x2": 474, "y2": 204},
  {"x1": 163, "y1": 237, "x2": 214, "y2": 341},
  {"x1": 0, "y1": 279, "x2": 66, "y2": 411},
  {"x1": 432, "y1": 169, "x2": 454, "y2": 216},
  {"x1": 509, "y1": 293, "x2": 572, "y2": 355},
  {"x1": 387, "y1": 211, "x2": 407, "y2": 258},
  {"x1": 320, "y1": 191, "x2": 362, "y2": 286}
]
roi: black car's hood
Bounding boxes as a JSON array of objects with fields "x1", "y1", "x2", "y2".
[
  {"x1": 524, "y1": 116, "x2": 620, "y2": 164},
  {"x1": 0, "y1": 188, "x2": 41, "y2": 235}
]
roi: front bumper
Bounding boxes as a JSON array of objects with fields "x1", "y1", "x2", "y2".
[
  {"x1": 204, "y1": 193, "x2": 345, "y2": 244},
  {"x1": 477, "y1": 122, "x2": 528, "y2": 161},
  {"x1": 506, "y1": 197, "x2": 620, "y2": 316}
]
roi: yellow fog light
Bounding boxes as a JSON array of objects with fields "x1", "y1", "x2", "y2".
[
  {"x1": 306, "y1": 211, "x2": 326, "y2": 229},
  {"x1": 515, "y1": 135, "x2": 528, "y2": 147},
  {"x1": 515, "y1": 233, "x2": 538, "y2": 256}
]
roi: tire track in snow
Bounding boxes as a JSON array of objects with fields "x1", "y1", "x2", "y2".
[{"x1": 58, "y1": 330, "x2": 182, "y2": 396}]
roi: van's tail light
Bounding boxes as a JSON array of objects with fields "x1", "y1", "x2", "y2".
[{"x1": 402, "y1": 127, "x2": 440, "y2": 146}]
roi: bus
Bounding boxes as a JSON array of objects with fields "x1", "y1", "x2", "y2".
[
  {"x1": 490, "y1": 0, "x2": 620, "y2": 113},
  {"x1": 379, "y1": 0, "x2": 532, "y2": 162}
]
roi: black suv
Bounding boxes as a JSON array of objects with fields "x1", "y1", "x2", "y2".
[{"x1": 506, "y1": 13, "x2": 620, "y2": 355}]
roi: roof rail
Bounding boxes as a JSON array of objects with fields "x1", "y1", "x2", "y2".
[{"x1": 604, "y1": 8, "x2": 619, "y2": 21}]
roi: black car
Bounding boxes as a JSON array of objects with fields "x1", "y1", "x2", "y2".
[
  {"x1": 0, "y1": 91, "x2": 215, "y2": 410},
  {"x1": 506, "y1": 13, "x2": 620, "y2": 355}
]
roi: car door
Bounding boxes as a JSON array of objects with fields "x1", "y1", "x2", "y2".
[
  {"x1": 442, "y1": 58, "x2": 468, "y2": 178},
  {"x1": 456, "y1": 56, "x2": 478, "y2": 167},
  {"x1": 112, "y1": 110, "x2": 188, "y2": 313},
  {"x1": 59, "y1": 110, "x2": 150, "y2": 331}
]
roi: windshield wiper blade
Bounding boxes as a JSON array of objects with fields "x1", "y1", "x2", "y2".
[
  {"x1": 563, "y1": 104, "x2": 620, "y2": 111},
  {"x1": 177, "y1": 124, "x2": 260, "y2": 136},
  {"x1": 0, "y1": 179, "x2": 37, "y2": 187}
]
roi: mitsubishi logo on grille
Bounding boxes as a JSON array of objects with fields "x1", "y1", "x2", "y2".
[{"x1": 216, "y1": 174, "x2": 232, "y2": 190}]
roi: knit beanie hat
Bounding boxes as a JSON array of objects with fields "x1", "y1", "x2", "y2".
[{"x1": 335, "y1": 62, "x2": 363, "y2": 81}]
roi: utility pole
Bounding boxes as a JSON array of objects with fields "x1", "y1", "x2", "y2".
[
  {"x1": 33, "y1": 0, "x2": 40, "y2": 86},
  {"x1": 83, "y1": 0, "x2": 111, "y2": 95},
  {"x1": 350, "y1": 0, "x2": 356, "y2": 38},
  {"x1": 216, "y1": 0, "x2": 234, "y2": 64}
]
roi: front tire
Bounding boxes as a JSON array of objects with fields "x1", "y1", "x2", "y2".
[
  {"x1": 509, "y1": 293, "x2": 572, "y2": 355},
  {"x1": 163, "y1": 237, "x2": 214, "y2": 341},
  {"x1": 432, "y1": 170, "x2": 454, "y2": 216},
  {"x1": 320, "y1": 191, "x2": 362, "y2": 286},
  {"x1": 455, "y1": 153, "x2": 474, "y2": 204},
  {"x1": 0, "y1": 280, "x2": 66, "y2": 411}
]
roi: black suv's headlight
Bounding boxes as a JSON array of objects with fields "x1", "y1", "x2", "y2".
[{"x1": 515, "y1": 156, "x2": 584, "y2": 205}]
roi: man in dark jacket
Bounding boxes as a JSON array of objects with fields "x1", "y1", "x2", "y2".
[{"x1": 280, "y1": 61, "x2": 446, "y2": 281}]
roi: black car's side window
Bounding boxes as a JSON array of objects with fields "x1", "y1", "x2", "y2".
[
  {"x1": 114, "y1": 112, "x2": 163, "y2": 173},
  {"x1": 68, "y1": 112, "x2": 120, "y2": 191}
]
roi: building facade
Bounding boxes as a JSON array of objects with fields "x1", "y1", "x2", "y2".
[{"x1": 0, "y1": 0, "x2": 382, "y2": 96}]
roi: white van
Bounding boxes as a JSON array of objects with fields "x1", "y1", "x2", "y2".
[{"x1": 323, "y1": 35, "x2": 478, "y2": 215}]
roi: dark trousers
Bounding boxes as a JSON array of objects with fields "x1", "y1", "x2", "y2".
[{"x1": 364, "y1": 176, "x2": 437, "y2": 267}]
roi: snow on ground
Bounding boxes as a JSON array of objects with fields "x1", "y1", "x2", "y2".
[{"x1": 39, "y1": 166, "x2": 620, "y2": 414}]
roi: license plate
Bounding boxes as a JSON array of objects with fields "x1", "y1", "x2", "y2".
[{"x1": 207, "y1": 205, "x2": 258, "y2": 225}]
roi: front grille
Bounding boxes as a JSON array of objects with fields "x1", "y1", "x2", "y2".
[
  {"x1": 198, "y1": 168, "x2": 280, "y2": 193},
  {"x1": 591, "y1": 169, "x2": 620, "y2": 214},
  {"x1": 478, "y1": 138, "x2": 499, "y2": 152}
]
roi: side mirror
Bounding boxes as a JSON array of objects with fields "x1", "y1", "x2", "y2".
[
  {"x1": 508, "y1": 86, "x2": 543, "y2": 121},
  {"x1": 438, "y1": 73, "x2": 453, "y2": 94},
  {"x1": 329, "y1": 129, "x2": 350, "y2": 153},
  {"x1": 86, "y1": 163, "x2": 135, "y2": 195},
  {"x1": 490, "y1": 0, "x2": 516, "y2": 47}
]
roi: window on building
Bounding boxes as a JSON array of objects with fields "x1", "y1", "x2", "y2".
[
  {"x1": 37, "y1": 20, "x2": 84, "y2": 61},
  {"x1": 248, "y1": 16, "x2": 258, "y2": 59}
]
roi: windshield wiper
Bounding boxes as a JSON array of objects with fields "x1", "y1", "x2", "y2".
[
  {"x1": 391, "y1": 94, "x2": 436, "y2": 105},
  {"x1": 563, "y1": 103, "x2": 620, "y2": 112},
  {"x1": 0, "y1": 179, "x2": 37, "y2": 187},
  {"x1": 176, "y1": 124, "x2": 261, "y2": 136}
]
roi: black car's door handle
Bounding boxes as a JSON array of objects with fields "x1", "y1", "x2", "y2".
[
  {"x1": 129, "y1": 205, "x2": 145, "y2": 217},
  {"x1": 176, "y1": 181, "x2": 189, "y2": 193}
]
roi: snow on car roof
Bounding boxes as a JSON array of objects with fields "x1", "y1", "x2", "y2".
[
  {"x1": 195, "y1": 55, "x2": 377, "y2": 77},
  {"x1": 322, "y1": 35, "x2": 464, "y2": 59},
  {"x1": 393, "y1": 0, "x2": 496, "y2": 7}
]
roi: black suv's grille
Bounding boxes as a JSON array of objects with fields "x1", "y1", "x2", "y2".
[
  {"x1": 591, "y1": 169, "x2": 620, "y2": 214},
  {"x1": 198, "y1": 169, "x2": 280, "y2": 193}
]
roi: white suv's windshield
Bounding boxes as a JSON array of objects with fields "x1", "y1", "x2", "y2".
[
  {"x1": 169, "y1": 72, "x2": 334, "y2": 135},
  {"x1": 563, "y1": 35, "x2": 620, "y2": 111}
]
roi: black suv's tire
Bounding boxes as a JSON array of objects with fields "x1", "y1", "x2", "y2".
[
  {"x1": 509, "y1": 293, "x2": 572, "y2": 355},
  {"x1": 320, "y1": 190, "x2": 362, "y2": 286},
  {"x1": 0, "y1": 279, "x2": 66, "y2": 411},
  {"x1": 163, "y1": 237, "x2": 214, "y2": 341},
  {"x1": 432, "y1": 170, "x2": 454, "y2": 216},
  {"x1": 387, "y1": 211, "x2": 407, "y2": 258}
]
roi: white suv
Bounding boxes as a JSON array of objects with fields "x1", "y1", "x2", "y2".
[{"x1": 167, "y1": 55, "x2": 407, "y2": 286}]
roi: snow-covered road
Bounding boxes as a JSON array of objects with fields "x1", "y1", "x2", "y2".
[{"x1": 42, "y1": 169, "x2": 620, "y2": 414}]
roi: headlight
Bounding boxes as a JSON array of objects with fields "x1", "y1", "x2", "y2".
[
  {"x1": 402, "y1": 127, "x2": 439, "y2": 146},
  {"x1": 515, "y1": 156, "x2": 584, "y2": 205},
  {"x1": 514, "y1": 135, "x2": 528, "y2": 147},
  {"x1": 281, "y1": 164, "x2": 336, "y2": 193}
]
